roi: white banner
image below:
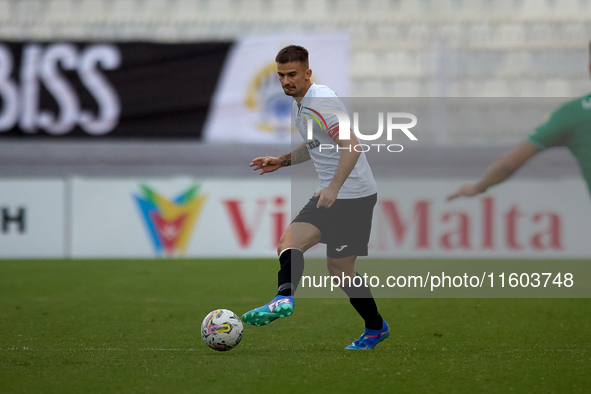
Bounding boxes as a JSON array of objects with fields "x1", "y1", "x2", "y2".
[
  {"x1": 367, "y1": 179, "x2": 591, "y2": 259},
  {"x1": 71, "y1": 178, "x2": 290, "y2": 258},
  {"x1": 2, "y1": 177, "x2": 590, "y2": 259},
  {"x1": 0, "y1": 179, "x2": 65, "y2": 258},
  {"x1": 203, "y1": 34, "x2": 349, "y2": 144},
  {"x1": 68, "y1": 177, "x2": 591, "y2": 259}
]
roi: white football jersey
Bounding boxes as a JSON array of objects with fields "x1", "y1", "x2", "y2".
[{"x1": 292, "y1": 83, "x2": 377, "y2": 199}]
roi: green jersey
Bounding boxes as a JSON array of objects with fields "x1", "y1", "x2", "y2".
[{"x1": 527, "y1": 93, "x2": 591, "y2": 194}]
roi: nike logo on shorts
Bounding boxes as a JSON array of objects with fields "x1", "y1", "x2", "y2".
[{"x1": 336, "y1": 245, "x2": 348, "y2": 252}]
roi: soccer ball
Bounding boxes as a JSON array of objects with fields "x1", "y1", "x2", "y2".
[{"x1": 201, "y1": 309, "x2": 243, "y2": 351}]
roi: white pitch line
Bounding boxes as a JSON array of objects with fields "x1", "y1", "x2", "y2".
[
  {"x1": 140, "y1": 348, "x2": 198, "y2": 351},
  {"x1": 2, "y1": 347, "x2": 586, "y2": 352},
  {"x1": 2, "y1": 347, "x2": 200, "y2": 351}
]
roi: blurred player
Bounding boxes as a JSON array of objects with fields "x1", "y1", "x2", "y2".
[
  {"x1": 241, "y1": 45, "x2": 389, "y2": 350},
  {"x1": 448, "y1": 43, "x2": 591, "y2": 201}
]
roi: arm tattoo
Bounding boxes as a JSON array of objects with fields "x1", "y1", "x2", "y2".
[
  {"x1": 279, "y1": 143, "x2": 310, "y2": 167},
  {"x1": 292, "y1": 143, "x2": 311, "y2": 165},
  {"x1": 280, "y1": 152, "x2": 292, "y2": 167},
  {"x1": 290, "y1": 143, "x2": 310, "y2": 164}
]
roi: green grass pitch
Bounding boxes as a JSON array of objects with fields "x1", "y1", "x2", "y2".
[{"x1": 1, "y1": 259, "x2": 590, "y2": 393}]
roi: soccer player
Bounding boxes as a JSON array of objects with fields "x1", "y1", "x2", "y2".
[
  {"x1": 447, "y1": 44, "x2": 591, "y2": 201},
  {"x1": 241, "y1": 45, "x2": 389, "y2": 350}
]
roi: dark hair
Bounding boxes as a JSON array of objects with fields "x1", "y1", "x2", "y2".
[{"x1": 275, "y1": 45, "x2": 309, "y2": 68}]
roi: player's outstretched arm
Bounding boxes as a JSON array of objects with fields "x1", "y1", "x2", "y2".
[
  {"x1": 249, "y1": 143, "x2": 310, "y2": 175},
  {"x1": 446, "y1": 141, "x2": 540, "y2": 201}
]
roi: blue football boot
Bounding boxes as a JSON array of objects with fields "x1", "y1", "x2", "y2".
[
  {"x1": 241, "y1": 295, "x2": 294, "y2": 326},
  {"x1": 345, "y1": 319, "x2": 390, "y2": 349}
]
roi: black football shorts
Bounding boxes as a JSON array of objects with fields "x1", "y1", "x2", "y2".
[{"x1": 292, "y1": 193, "x2": 377, "y2": 258}]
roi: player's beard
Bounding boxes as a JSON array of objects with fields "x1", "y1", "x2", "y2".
[{"x1": 282, "y1": 85, "x2": 300, "y2": 97}]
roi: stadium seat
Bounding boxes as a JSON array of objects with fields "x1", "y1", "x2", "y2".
[
  {"x1": 11, "y1": 0, "x2": 45, "y2": 25},
  {"x1": 1, "y1": 0, "x2": 590, "y2": 100},
  {"x1": 392, "y1": 80, "x2": 423, "y2": 97},
  {"x1": 0, "y1": 0, "x2": 11, "y2": 24},
  {"x1": 384, "y1": 51, "x2": 423, "y2": 78},
  {"x1": 352, "y1": 51, "x2": 378, "y2": 77},
  {"x1": 45, "y1": 0, "x2": 77, "y2": 24}
]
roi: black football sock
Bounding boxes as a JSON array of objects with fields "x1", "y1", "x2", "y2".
[
  {"x1": 340, "y1": 273, "x2": 383, "y2": 330},
  {"x1": 277, "y1": 248, "x2": 305, "y2": 297}
]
